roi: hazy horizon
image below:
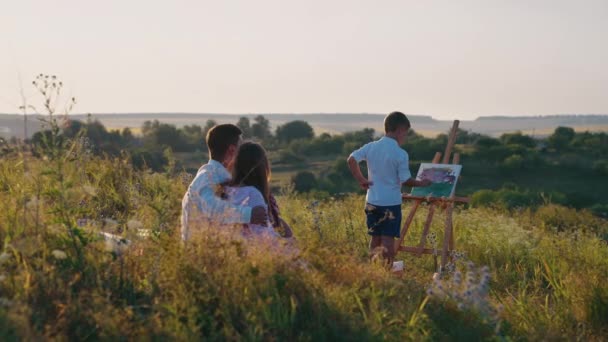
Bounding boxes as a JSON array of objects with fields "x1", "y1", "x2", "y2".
[
  {"x1": 2, "y1": 0, "x2": 607, "y2": 119},
  {"x1": 2, "y1": 112, "x2": 608, "y2": 120}
]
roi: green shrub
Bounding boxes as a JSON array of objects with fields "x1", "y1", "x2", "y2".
[
  {"x1": 592, "y1": 159, "x2": 608, "y2": 176},
  {"x1": 533, "y1": 204, "x2": 608, "y2": 236},
  {"x1": 470, "y1": 189, "x2": 499, "y2": 207},
  {"x1": 292, "y1": 171, "x2": 318, "y2": 193},
  {"x1": 501, "y1": 154, "x2": 524, "y2": 170},
  {"x1": 277, "y1": 150, "x2": 305, "y2": 165},
  {"x1": 590, "y1": 203, "x2": 608, "y2": 219}
]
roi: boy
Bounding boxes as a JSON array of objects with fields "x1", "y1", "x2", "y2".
[
  {"x1": 347, "y1": 112, "x2": 431, "y2": 266},
  {"x1": 181, "y1": 124, "x2": 267, "y2": 241}
]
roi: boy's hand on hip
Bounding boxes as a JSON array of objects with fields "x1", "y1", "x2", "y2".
[
  {"x1": 358, "y1": 179, "x2": 373, "y2": 190},
  {"x1": 250, "y1": 206, "x2": 268, "y2": 225}
]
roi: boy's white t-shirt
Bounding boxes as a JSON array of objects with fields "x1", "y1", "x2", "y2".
[
  {"x1": 225, "y1": 186, "x2": 279, "y2": 238},
  {"x1": 349, "y1": 137, "x2": 411, "y2": 206}
]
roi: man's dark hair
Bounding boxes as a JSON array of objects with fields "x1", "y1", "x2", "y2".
[
  {"x1": 384, "y1": 111, "x2": 411, "y2": 133},
  {"x1": 206, "y1": 124, "x2": 242, "y2": 161}
]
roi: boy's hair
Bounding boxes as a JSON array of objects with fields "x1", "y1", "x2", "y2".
[
  {"x1": 206, "y1": 124, "x2": 242, "y2": 161},
  {"x1": 384, "y1": 111, "x2": 411, "y2": 133}
]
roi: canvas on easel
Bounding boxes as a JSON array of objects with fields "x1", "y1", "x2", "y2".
[
  {"x1": 411, "y1": 163, "x2": 462, "y2": 198},
  {"x1": 396, "y1": 120, "x2": 469, "y2": 273}
]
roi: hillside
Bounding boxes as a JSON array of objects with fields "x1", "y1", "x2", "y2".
[{"x1": 0, "y1": 147, "x2": 606, "y2": 340}]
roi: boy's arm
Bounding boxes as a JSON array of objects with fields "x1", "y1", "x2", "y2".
[
  {"x1": 347, "y1": 156, "x2": 373, "y2": 190},
  {"x1": 398, "y1": 152, "x2": 431, "y2": 188},
  {"x1": 403, "y1": 178, "x2": 432, "y2": 187}
]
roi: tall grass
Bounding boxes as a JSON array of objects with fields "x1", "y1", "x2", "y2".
[{"x1": 0, "y1": 140, "x2": 607, "y2": 340}]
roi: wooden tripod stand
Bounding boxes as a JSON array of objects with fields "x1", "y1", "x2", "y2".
[{"x1": 396, "y1": 120, "x2": 469, "y2": 271}]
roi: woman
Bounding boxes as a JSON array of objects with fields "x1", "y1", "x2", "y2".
[{"x1": 225, "y1": 141, "x2": 293, "y2": 239}]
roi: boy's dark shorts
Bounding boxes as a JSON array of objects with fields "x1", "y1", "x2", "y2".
[{"x1": 365, "y1": 203, "x2": 402, "y2": 238}]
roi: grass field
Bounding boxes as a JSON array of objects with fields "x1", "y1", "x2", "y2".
[{"x1": 0, "y1": 142, "x2": 607, "y2": 340}]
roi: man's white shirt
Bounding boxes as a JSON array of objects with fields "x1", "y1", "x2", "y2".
[{"x1": 180, "y1": 159, "x2": 252, "y2": 241}]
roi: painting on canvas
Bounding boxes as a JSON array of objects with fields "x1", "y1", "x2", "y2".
[{"x1": 410, "y1": 163, "x2": 462, "y2": 198}]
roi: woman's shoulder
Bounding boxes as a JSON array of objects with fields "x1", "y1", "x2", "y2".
[
  {"x1": 227, "y1": 186, "x2": 265, "y2": 206},
  {"x1": 229, "y1": 185, "x2": 261, "y2": 194}
]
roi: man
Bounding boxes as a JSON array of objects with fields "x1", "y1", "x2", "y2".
[{"x1": 181, "y1": 124, "x2": 267, "y2": 241}]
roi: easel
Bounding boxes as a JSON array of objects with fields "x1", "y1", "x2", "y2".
[{"x1": 396, "y1": 120, "x2": 469, "y2": 271}]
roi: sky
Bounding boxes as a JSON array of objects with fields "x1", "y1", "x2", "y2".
[{"x1": 1, "y1": 0, "x2": 607, "y2": 120}]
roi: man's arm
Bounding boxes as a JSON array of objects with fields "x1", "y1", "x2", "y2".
[
  {"x1": 347, "y1": 156, "x2": 373, "y2": 190},
  {"x1": 196, "y1": 184, "x2": 267, "y2": 225}
]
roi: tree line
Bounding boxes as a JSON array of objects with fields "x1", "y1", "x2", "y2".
[{"x1": 7, "y1": 115, "x2": 606, "y2": 214}]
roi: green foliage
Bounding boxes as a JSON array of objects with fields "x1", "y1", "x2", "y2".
[
  {"x1": 590, "y1": 203, "x2": 608, "y2": 220},
  {"x1": 501, "y1": 154, "x2": 524, "y2": 170},
  {"x1": 0, "y1": 148, "x2": 607, "y2": 339},
  {"x1": 236, "y1": 116, "x2": 252, "y2": 139},
  {"x1": 470, "y1": 187, "x2": 567, "y2": 210},
  {"x1": 532, "y1": 204, "x2": 608, "y2": 236},
  {"x1": 141, "y1": 120, "x2": 190, "y2": 152},
  {"x1": 500, "y1": 131, "x2": 537, "y2": 148},
  {"x1": 277, "y1": 149, "x2": 305, "y2": 165},
  {"x1": 548, "y1": 126, "x2": 576, "y2": 151},
  {"x1": 592, "y1": 159, "x2": 608, "y2": 176},
  {"x1": 4, "y1": 77, "x2": 606, "y2": 339},
  {"x1": 275, "y1": 120, "x2": 315, "y2": 144},
  {"x1": 251, "y1": 115, "x2": 272, "y2": 142},
  {"x1": 291, "y1": 171, "x2": 318, "y2": 193},
  {"x1": 26, "y1": 109, "x2": 608, "y2": 212}
]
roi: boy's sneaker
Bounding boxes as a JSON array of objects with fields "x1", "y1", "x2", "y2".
[{"x1": 391, "y1": 260, "x2": 404, "y2": 274}]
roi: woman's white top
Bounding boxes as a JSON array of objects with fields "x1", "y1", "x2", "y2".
[{"x1": 225, "y1": 186, "x2": 279, "y2": 238}]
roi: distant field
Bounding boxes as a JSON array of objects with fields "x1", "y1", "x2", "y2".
[
  {"x1": 91, "y1": 114, "x2": 608, "y2": 138},
  {"x1": 2, "y1": 113, "x2": 608, "y2": 139},
  {"x1": 518, "y1": 125, "x2": 608, "y2": 136}
]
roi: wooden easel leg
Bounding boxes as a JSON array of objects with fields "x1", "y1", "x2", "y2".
[
  {"x1": 395, "y1": 200, "x2": 420, "y2": 252},
  {"x1": 441, "y1": 204, "x2": 454, "y2": 268},
  {"x1": 449, "y1": 218, "x2": 455, "y2": 259},
  {"x1": 416, "y1": 203, "x2": 436, "y2": 257},
  {"x1": 447, "y1": 153, "x2": 460, "y2": 264}
]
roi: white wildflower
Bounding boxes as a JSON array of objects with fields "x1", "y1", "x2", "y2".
[
  {"x1": 26, "y1": 197, "x2": 41, "y2": 210},
  {"x1": 0, "y1": 252, "x2": 10, "y2": 264},
  {"x1": 137, "y1": 229, "x2": 151, "y2": 238},
  {"x1": 51, "y1": 250, "x2": 67, "y2": 260},
  {"x1": 0, "y1": 298, "x2": 13, "y2": 307},
  {"x1": 82, "y1": 185, "x2": 97, "y2": 196},
  {"x1": 100, "y1": 232, "x2": 130, "y2": 255},
  {"x1": 127, "y1": 219, "x2": 143, "y2": 230},
  {"x1": 103, "y1": 218, "x2": 119, "y2": 230},
  {"x1": 453, "y1": 271, "x2": 462, "y2": 285}
]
